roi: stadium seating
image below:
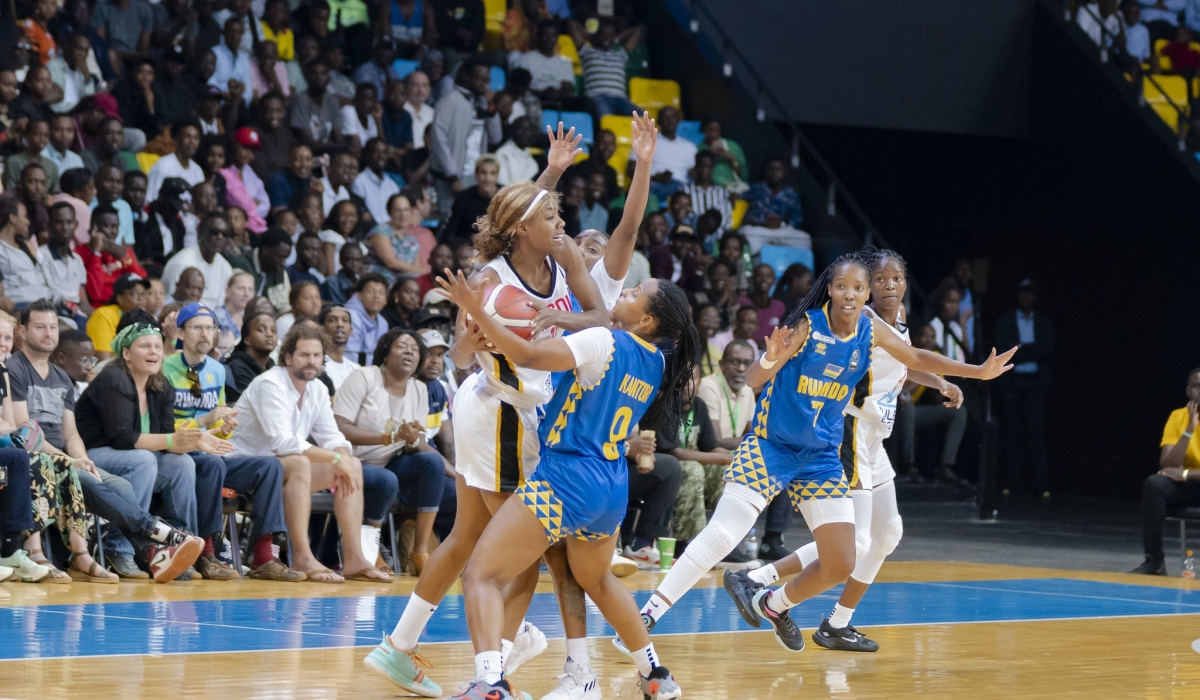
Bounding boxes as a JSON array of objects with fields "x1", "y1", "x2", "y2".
[
  {"x1": 489, "y1": 66, "x2": 506, "y2": 92},
  {"x1": 392, "y1": 59, "x2": 420, "y2": 80},
  {"x1": 629, "y1": 77, "x2": 681, "y2": 118},
  {"x1": 759, "y1": 244, "x2": 815, "y2": 283},
  {"x1": 676, "y1": 120, "x2": 704, "y2": 145},
  {"x1": 483, "y1": 0, "x2": 505, "y2": 50},
  {"x1": 542, "y1": 110, "x2": 594, "y2": 153},
  {"x1": 1143, "y1": 75, "x2": 1189, "y2": 132},
  {"x1": 601, "y1": 114, "x2": 634, "y2": 188},
  {"x1": 557, "y1": 34, "x2": 583, "y2": 75}
]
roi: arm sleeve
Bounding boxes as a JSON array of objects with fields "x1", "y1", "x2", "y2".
[
  {"x1": 693, "y1": 399, "x2": 719, "y2": 452},
  {"x1": 331, "y1": 367, "x2": 368, "y2": 421},
  {"x1": 561, "y1": 327, "x2": 615, "y2": 379}
]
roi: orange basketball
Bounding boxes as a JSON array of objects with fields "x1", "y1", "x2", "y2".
[{"x1": 481, "y1": 284, "x2": 538, "y2": 340}]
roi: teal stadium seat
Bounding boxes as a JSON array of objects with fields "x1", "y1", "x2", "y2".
[
  {"x1": 490, "y1": 66, "x2": 506, "y2": 92},
  {"x1": 676, "y1": 120, "x2": 704, "y2": 145},
  {"x1": 759, "y1": 245, "x2": 815, "y2": 291},
  {"x1": 542, "y1": 111, "x2": 594, "y2": 154},
  {"x1": 392, "y1": 59, "x2": 420, "y2": 80}
]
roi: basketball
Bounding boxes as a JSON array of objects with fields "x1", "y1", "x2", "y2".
[{"x1": 480, "y1": 283, "x2": 539, "y2": 340}]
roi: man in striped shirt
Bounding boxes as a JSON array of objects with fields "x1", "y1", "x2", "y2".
[
  {"x1": 683, "y1": 150, "x2": 733, "y2": 236},
  {"x1": 569, "y1": 18, "x2": 642, "y2": 117}
]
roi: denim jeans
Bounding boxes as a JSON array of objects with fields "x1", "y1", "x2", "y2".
[
  {"x1": 383, "y1": 451, "x2": 444, "y2": 513},
  {"x1": 0, "y1": 448, "x2": 33, "y2": 537},
  {"x1": 221, "y1": 455, "x2": 288, "y2": 540},
  {"x1": 362, "y1": 463, "x2": 399, "y2": 525},
  {"x1": 77, "y1": 467, "x2": 159, "y2": 553},
  {"x1": 590, "y1": 94, "x2": 641, "y2": 119},
  {"x1": 87, "y1": 448, "x2": 160, "y2": 557}
]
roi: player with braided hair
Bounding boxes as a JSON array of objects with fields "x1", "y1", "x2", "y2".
[{"x1": 635, "y1": 252, "x2": 1018, "y2": 654}]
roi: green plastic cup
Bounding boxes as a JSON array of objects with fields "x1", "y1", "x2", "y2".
[{"x1": 657, "y1": 537, "x2": 676, "y2": 570}]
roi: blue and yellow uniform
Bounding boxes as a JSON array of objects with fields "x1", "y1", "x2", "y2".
[
  {"x1": 725, "y1": 305, "x2": 875, "y2": 509},
  {"x1": 517, "y1": 327, "x2": 664, "y2": 543},
  {"x1": 163, "y1": 353, "x2": 232, "y2": 434}
]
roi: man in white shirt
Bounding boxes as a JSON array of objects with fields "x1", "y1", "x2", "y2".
[
  {"x1": 43, "y1": 116, "x2": 85, "y2": 175},
  {"x1": 210, "y1": 17, "x2": 253, "y2": 105},
  {"x1": 495, "y1": 117, "x2": 540, "y2": 186},
  {"x1": 319, "y1": 152, "x2": 356, "y2": 217},
  {"x1": 512, "y1": 21, "x2": 576, "y2": 102},
  {"x1": 1122, "y1": 1, "x2": 1152, "y2": 67},
  {"x1": 403, "y1": 70, "x2": 435, "y2": 149},
  {"x1": 352, "y1": 138, "x2": 402, "y2": 224},
  {"x1": 650, "y1": 106, "x2": 697, "y2": 199},
  {"x1": 39, "y1": 202, "x2": 90, "y2": 321},
  {"x1": 696, "y1": 340, "x2": 757, "y2": 450},
  {"x1": 228, "y1": 324, "x2": 391, "y2": 583},
  {"x1": 161, "y1": 213, "x2": 235, "y2": 309},
  {"x1": 340, "y1": 83, "x2": 383, "y2": 153},
  {"x1": 320, "y1": 304, "x2": 360, "y2": 390},
  {"x1": 146, "y1": 120, "x2": 205, "y2": 203}
]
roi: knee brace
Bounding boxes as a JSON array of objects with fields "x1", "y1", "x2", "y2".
[
  {"x1": 878, "y1": 515, "x2": 903, "y2": 556},
  {"x1": 851, "y1": 490, "x2": 874, "y2": 558},
  {"x1": 683, "y1": 486, "x2": 762, "y2": 567}
]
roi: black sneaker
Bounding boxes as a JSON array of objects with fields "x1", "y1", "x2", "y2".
[
  {"x1": 638, "y1": 665, "x2": 682, "y2": 700},
  {"x1": 723, "y1": 568, "x2": 763, "y2": 628},
  {"x1": 812, "y1": 617, "x2": 879, "y2": 652},
  {"x1": 1128, "y1": 556, "x2": 1167, "y2": 576},
  {"x1": 757, "y1": 538, "x2": 789, "y2": 562},
  {"x1": 750, "y1": 589, "x2": 804, "y2": 652}
]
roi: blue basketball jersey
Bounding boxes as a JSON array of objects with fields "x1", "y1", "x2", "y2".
[
  {"x1": 751, "y1": 306, "x2": 875, "y2": 450},
  {"x1": 539, "y1": 328, "x2": 665, "y2": 461}
]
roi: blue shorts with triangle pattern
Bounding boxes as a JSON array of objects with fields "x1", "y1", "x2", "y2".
[
  {"x1": 723, "y1": 434, "x2": 844, "y2": 504},
  {"x1": 515, "y1": 474, "x2": 624, "y2": 545}
]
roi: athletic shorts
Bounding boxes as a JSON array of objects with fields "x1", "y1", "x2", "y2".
[
  {"x1": 724, "y1": 434, "x2": 849, "y2": 507},
  {"x1": 839, "y1": 417, "x2": 896, "y2": 491},
  {"x1": 452, "y1": 371, "x2": 541, "y2": 493},
  {"x1": 516, "y1": 452, "x2": 626, "y2": 544}
]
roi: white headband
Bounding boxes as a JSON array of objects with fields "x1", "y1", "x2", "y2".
[{"x1": 519, "y1": 189, "x2": 550, "y2": 222}]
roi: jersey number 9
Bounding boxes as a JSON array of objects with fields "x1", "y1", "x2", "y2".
[{"x1": 603, "y1": 407, "x2": 635, "y2": 460}]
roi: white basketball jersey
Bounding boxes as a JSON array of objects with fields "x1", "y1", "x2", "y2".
[
  {"x1": 844, "y1": 307, "x2": 910, "y2": 438},
  {"x1": 475, "y1": 255, "x2": 573, "y2": 408}
]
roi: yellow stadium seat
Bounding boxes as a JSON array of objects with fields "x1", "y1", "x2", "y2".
[
  {"x1": 483, "y1": 0, "x2": 505, "y2": 50},
  {"x1": 610, "y1": 145, "x2": 631, "y2": 189},
  {"x1": 137, "y1": 152, "x2": 161, "y2": 174},
  {"x1": 1144, "y1": 75, "x2": 1189, "y2": 132},
  {"x1": 731, "y1": 199, "x2": 749, "y2": 229},
  {"x1": 557, "y1": 34, "x2": 582, "y2": 76},
  {"x1": 601, "y1": 114, "x2": 633, "y2": 146},
  {"x1": 629, "y1": 78, "x2": 681, "y2": 119},
  {"x1": 1154, "y1": 38, "x2": 1174, "y2": 71}
]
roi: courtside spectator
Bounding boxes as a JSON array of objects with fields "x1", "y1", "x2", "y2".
[
  {"x1": 275, "y1": 280, "x2": 321, "y2": 339},
  {"x1": 737, "y1": 264, "x2": 787, "y2": 344},
  {"x1": 216, "y1": 271, "x2": 255, "y2": 355},
  {"x1": 224, "y1": 310, "x2": 276, "y2": 403},
  {"x1": 995, "y1": 280, "x2": 1055, "y2": 497},
  {"x1": 894, "y1": 324, "x2": 970, "y2": 487},
  {"x1": 367, "y1": 192, "x2": 429, "y2": 282},
  {"x1": 928, "y1": 281, "x2": 970, "y2": 362},
  {"x1": 623, "y1": 427, "x2": 683, "y2": 568},
  {"x1": 174, "y1": 267, "x2": 206, "y2": 304},
  {"x1": 697, "y1": 340, "x2": 756, "y2": 451}
]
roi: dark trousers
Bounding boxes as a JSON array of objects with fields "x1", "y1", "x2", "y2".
[
  {"x1": 384, "y1": 451, "x2": 445, "y2": 514},
  {"x1": 361, "y1": 464, "x2": 400, "y2": 525},
  {"x1": 764, "y1": 493, "x2": 793, "y2": 536},
  {"x1": 0, "y1": 448, "x2": 34, "y2": 536},
  {"x1": 999, "y1": 374, "x2": 1050, "y2": 493},
  {"x1": 1142, "y1": 474, "x2": 1200, "y2": 560},
  {"x1": 189, "y1": 453, "x2": 230, "y2": 540},
  {"x1": 221, "y1": 455, "x2": 288, "y2": 540},
  {"x1": 77, "y1": 467, "x2": 159, "y2": 552},
  {"x1": 627, "y1": 453, "x2": 683, "y2": 540}
]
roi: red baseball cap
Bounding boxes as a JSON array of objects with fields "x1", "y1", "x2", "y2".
[{"x1": 234, "y1": 127, "x2": 262, "y2": 149}]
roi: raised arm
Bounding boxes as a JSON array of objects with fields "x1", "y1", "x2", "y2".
[
  {"x1": 746, "y1": 322, "x2": 808, "y2": 389},
  {"x1": 873, "y1": 316, "x2": 1016, "y2": 380},
  {"x1": 535, "y1": 122, "x2": 583, "y2": 192},
  {"x1": 605, "y1": 112, "x2": 656, "y2": 281},
  {"x1": 439, "y1": 269, "x2": 578, "y2": 372}
]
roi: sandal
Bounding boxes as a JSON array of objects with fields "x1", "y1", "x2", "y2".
[
  {"x1": 301, "y1": 567, "x2": 344, "y2": 584},
  {"x1": 28, "y1": 549, "x2": 71, "y2": 585},
  {"x1": 408, "y1": 551, "x2": 430, "y2": 576},
  {"x1": 67, "y1": 553, "x2": 119, "y2": 584},
  {"x1": 345, "y1": 566, "x2": 393, "y2": 583}
]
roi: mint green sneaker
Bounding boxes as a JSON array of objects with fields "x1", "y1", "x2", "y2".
[{"x1": 364, "y1": 635, "x2": 442, "y2": 697}]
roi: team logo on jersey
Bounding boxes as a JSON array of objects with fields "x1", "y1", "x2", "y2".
[
  {"x1": 849, "y1": 350, "x2": 860, "y2": 371},
  {"x1": 815, "y1": 342, "x2": 827, "y2": 355},
  {"x1": 813, "y1": 332, "x2": 837, "y2": 343},
  {"x1": 823, "y1": 364, "x2": 844, "y2": 379}
]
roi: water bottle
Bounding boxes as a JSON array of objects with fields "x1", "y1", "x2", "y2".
[
  {"x1": 740, "y1": 528, "x2": 759, "y2": 560},
  {"x1": 1184, "y1": 550, "x2": 1196, "y2": 579}
]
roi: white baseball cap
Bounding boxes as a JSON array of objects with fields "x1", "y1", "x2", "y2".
[{"x1": 417, "y1": 328, "x2": 449, "y2": 349}]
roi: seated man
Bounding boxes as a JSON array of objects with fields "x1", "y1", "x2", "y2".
[
  {"x1": 740, "y1": 157, "x2": 811, "y2": 254},
  {"x1": 164, "y1": 302, "x2": 304, "y2": 581},
  {"x1": 1132, "y1": 368, "x2": 1200, "y2": 575},
  {"x1": 227, "y1": 323, "x2": 392, "y2": 583}
]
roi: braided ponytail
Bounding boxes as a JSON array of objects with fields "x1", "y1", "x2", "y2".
[{"x1": 640, "y1": 279, "x2": 700, "y2": 432}]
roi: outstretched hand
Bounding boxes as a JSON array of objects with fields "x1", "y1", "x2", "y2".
[
  {"x1": 545, "y1": 122, "x2": 584, "y2": 172},
  {"x1": 630, "y1": 111, "x2": 658, "y2": 162},
  {"x1": 978, "y1": 346, "x2": 1018, "y2": 380},
  {"x1": 762, "y1": 324, "x2": 799, "y2": 363},
  {"x1": 438, "y1": 269, "x2": 486, "y2": 315}
]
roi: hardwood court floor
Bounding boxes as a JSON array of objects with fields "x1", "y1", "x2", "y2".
[{"x1": 3, "y1": 562, "x2": 1200, "y2": 699}]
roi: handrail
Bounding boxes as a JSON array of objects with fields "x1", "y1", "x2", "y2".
[{"x1": 681, "y1": 0, "x2": 889, "y2": 252}]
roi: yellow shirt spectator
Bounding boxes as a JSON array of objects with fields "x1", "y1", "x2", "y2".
[
  {"x1": 1160, "y1": 407, "x2": 1200, "y2": 468},
  {"x1": 86, "y1": 304, "x2": 123, "y2": 356},
  {"x1": 260, "y1": 23, "x2": 294, "y2": 61}
]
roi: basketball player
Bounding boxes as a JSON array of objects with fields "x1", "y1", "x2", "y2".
[
  {"x1": 364, "y1": 124, "x2": 609, "y2": 697},
  {"x1": 726, "y1": 249, "x2": 965, "y2": 652},
  {"x1": 439, "y1": 268, "x2": 699, "y2": 700},
  {"x1": 632, "y1": 253, "x2": 1016, "y2": 653}
]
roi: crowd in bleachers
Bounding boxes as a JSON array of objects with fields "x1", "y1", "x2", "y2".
[{"x1": 0, "y1": 0, "x2": 1030, "y2": 584}]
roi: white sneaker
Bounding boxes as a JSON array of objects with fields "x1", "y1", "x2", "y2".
[
  {"x1": 540, "y1": 660, "x2": 601, "y2": 700},
  {"x1": 622, "y1": 545, "x2": 659, "y2": 570},
  {"x1": 0, "y1": 564, "x2": 13, "y2": 582},
  {"x1": 0, "y1": 550, "x2": 50, "y2": 582},
  {"x1": 611, "y1": 552, "x2": 638, "y2": 578},
  {"x1": 506, "y1": 621, "x2": 547, "y2": 674}
]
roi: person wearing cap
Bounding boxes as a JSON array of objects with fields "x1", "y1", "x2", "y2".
[
  {"x1": 222, "y1": 127, "x2": 270, "y2": 233},
  {"x1": 320, "y1": 303, "x2": 359, "y2": 390},
  {"x1": 994, "y1": 279, "x2": 1054, "y2": 497},
  {"x1": 160, "y1": 212, "x2": 235, "y2": 310},
  {"x1": 410, "y1": 305, "x2": 452, "y2": 347},
  {"x1": 86, "y1": 272, "x2": 149, "y2": 359},
  {"x1": 81, "y1": 117, "x2": 140, "y2": 175},
  {"x1": 163, "y1": 302, "x2": 305, "y2": 581},
  {"x1": 133, "y1": 176, "x2": 191, "y2": 267}
]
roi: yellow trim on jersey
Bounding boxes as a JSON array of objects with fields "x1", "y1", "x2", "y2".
[
  {"x1": 821, "y1": 302, "x2": 859, "y2": 342},
  {"x1": 629, "y1": 333, "x2": 658, "y2": 353}
]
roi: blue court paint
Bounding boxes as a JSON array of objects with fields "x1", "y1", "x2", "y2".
[{"x1": 2, "y1": 578, "x2": 1198, "y2": 661}]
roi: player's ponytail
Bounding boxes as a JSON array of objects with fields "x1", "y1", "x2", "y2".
[
  {"x1": 472, "y1": 182, "x2": 562, "y2": 261},
  {"x1": 641, "y1": 279, "x2": 700, "y2": 431},
  {"x1": 780, "y1": 252, "x2": 872, "y2": 330}
]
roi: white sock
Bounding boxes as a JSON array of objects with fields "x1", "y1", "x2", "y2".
[
  {"x1": 748, "y1": 563, "x2": 779, "y2": 586},
  {"x1": 630, "y1": 643, "x2": 659, "y2": 678},
  {"x1": 475, "y1": 651, "x2": 504, "y2": 684},
  {"x1": 829, "y1": 603, "x2": 854, "y2": 629},
  {"x1": 390, "y1": 594, "x2": 438, "y2": 650},
  {"x1": 565, "y1": 637, "x2": 589, "y2": 666},
  {"x1": 640, "y1": 591, "x2": 673, "y2": 623},
  {"x1": 500, "y1": 639, "x2": 514, "y2": 669},
  {"x1": 766, "y1": 586, "x2": 796, "y2": 615}
]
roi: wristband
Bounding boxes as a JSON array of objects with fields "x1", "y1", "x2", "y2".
[
  {"x1": 332, "y1": 452, "x2": 341, "y2": 463},
  {"x1": 1185, "y1": 431, "x2": 1194, "y2": 440},
  {"x1": 166, "y1": 434, "x2": 173, "y2": 450},
  {"x1": 382, "y1": 431, "x2": 392, "y2": 446},
  {"x1": 759, "y1": 355, "x2": 777, "y2": 370}
]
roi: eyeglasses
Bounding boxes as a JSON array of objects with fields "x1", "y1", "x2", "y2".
[
  {"x1": 80, "y1": 356, "x2": 97, "y2": 369},
  {"x1": 185, "y1": 324, "x2": 217, "y2": 333},
  {"x1": 185, "y1": 365, "x2": 203, "y2": 399},
  {"x1": 722, "y1": 358, "x2": 753, "y2": 369}
]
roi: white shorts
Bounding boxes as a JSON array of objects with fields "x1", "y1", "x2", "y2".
[
  {"x1": 451, "y1": 371, "x2": 541, "y2": 493},
  {"x1": 840, "y1": 418, "x2": 896, "y2": 491}
]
